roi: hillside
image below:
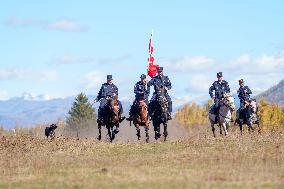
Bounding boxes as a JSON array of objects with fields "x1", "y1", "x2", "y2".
[{"x1": 256, "y1": 79, "x2": 284, "y2": 104}]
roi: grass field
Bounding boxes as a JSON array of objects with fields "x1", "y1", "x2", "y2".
[{"x1": 1, "y1": 126, "x2": 283, "y2": 189}]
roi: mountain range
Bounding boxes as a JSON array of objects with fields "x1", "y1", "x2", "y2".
[
  {"x1": 0, "y1": 93, "x2": 132, "y2": 129},
  {"x1": 256, "y1": 79, "x2": 284, "y2": 105}
]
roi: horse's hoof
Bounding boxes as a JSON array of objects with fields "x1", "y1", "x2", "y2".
[
  {"x1": 114, "y1": 129, "x2": 119, "y2": 134},
  {"x1": 155, "y1": 133, "x2": 161, "y2": 140},
  {"x1": 97, "y1": 135, "x2": 102, "y2": 141},
  {"x1": 146, "y1": 138, "x2": 149, "y2": 143}
]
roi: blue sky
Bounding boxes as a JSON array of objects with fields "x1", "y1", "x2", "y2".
[{"x1": 1, "y1": 1, "x2": 284, "y2": 106}]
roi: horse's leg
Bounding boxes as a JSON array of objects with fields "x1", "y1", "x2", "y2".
[
  {"x1": 211, "y1": 123, "x2": 216, "y2": 138},
  {"x1": 107, "y1": 126, "x2": 112, "y2": 142},
  {"x1": 154, "y1": 122, "x2": 161, "y2": 140},
  {"x1": 248, "y1": 122, "x2": 254, "y2": 133},
  {"x1": 145, "y1": 125, "x2": 149, "y2": 143},
  {"x1": 163, "y1": 123, "x2": 168, "y2": 141},
  {"x1": 112, "y1": 125, "x2": 116, "y2": 141},
  {"x1": 135, "y1": 124, "x2": 141, "y2": 140},
  {"x1": 222, "y1": 123, "x2": 228, "y2": 136},
  {"x1": 219, "y1": 124, "x2": 223, "y2": 136},
  {"x1": 97, "y1": 123, "x2": 102, "y2": 141},
  {"x1": 257, "y1": 123, "x2": 261, "y2": 134},
  {"x1": 239, "y1": 123, "x2": 243, "y2": 136}
]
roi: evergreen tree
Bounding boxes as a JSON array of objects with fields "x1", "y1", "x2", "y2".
[{"x1": 66, "y1": 93, "x2": 96, "y2": 137}]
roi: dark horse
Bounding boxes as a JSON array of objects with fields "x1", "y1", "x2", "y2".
[
  {"x1": 236, "y1": 99, "x2": 260, "y2": 135},
  {"x1": 97, "y1": 96, "x2": 120, "y2": 142},
  {"x1": 149, "y1": 89, "x2": 169, "y2": 141},
  {"x1": 130, "y1": 94, "x2": 150, "y2": 143}
]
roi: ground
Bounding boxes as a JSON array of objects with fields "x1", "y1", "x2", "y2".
[{"x1": 0, "y1": 122, "x2": 283, "y2": 189}]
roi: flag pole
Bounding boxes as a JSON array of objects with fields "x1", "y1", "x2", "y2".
[{"x1": 147, "y1": 29, "x2": 154, "y2": 79}]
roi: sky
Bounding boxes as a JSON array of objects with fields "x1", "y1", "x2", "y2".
[{"x1": 1, "y1": 0, "x2": 284, "y2": 106}]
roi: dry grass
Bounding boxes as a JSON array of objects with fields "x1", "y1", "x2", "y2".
[{"x1": 0, "y1": 126, "x2": 284, "y2": 189}]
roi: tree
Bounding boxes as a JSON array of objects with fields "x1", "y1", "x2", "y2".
[{"x1": 66, "y1": 93, "x2": 96, "y2": 138}]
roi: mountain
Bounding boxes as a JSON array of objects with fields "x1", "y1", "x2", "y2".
[
  {"x1": 256, "y1": 79, "x2": 284, "y2": 105},
  {"x1": 0, "y1": 94, "x2": 132, "y2": 129}
]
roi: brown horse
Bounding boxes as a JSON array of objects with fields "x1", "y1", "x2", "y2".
[
  {"x1": 131, "y1": 98, "x2": 150, "y2": 143},
  {"x1": 98, "y1": 96, "x2": 120, "y2": 142}
]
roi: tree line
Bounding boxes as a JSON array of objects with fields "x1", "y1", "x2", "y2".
[{"x1": 175, "y1": 99, "x2": 284, "y2": 132}]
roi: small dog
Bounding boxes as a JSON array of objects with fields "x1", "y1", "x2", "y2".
[{"x1": 45, "y1": 124, "x2": 58, "y2": 139}]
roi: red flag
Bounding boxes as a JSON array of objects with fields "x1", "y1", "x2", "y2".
[
  {"x1": 148, "y1": 63, "x2": 159, "y2": 78},
  {"x1": 147, "y1": 31, "x2": 159, "y2": 78}
]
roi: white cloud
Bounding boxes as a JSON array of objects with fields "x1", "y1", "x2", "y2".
[
  {"x1": 54, "y1": 54, "x2": 130, "y2": 65},
  {"x1": 5, "y1": 17, "x2": 88, "y2": 32},
  {"x1": 54, "y1": 54, "x2": 94, "y2": 64},
  {"x1": 0, "y1": 91, "x2": 9, "y2": 101},
  {"x1": 166, "y1": 52, "x2": 284, "y2": 100},
  {"x1": 46, "y1": 19, "x2": 87, "y2": 32},
  {"x1": 188, "y1": 74, "x2": 212, "y2": 93},
  {"x1": 165, "y1": 56, "x2": 215, "y2": 73},
  {"x1": 81, "y1": 70, "x2": 105, "y2": 91},
  {"x1": 0, "y1": 69, "x2": 58, "y2": 81}
]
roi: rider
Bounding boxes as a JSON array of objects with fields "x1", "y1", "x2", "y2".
[
  {"x1": 209, "y1": 72, "x2": 231, "y2": 122},
  {"x1": 127, "y1": 74, "x2": 150, "y2": 121},
  {"x1": 237, "y1": 79, "x2": 252, "y2": 110},
  {"x1": 148, "y1": 67, "x2": 172, "y2": 120},
  {"x1": 95, "y1": 75, "x2": 125, "y2": 124}
]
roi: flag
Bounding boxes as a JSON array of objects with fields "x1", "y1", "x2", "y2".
[{"x1": 147, "y1": 31, "x2": 159, "y2": 78}]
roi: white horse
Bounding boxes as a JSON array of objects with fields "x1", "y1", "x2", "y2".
[{"x1": 209, "y1": 93, "x2": 236, "y2": 137}]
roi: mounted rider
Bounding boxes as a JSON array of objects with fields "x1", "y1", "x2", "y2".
[
  {"x1": 95, "y1": 75, "x2": 125, "y2": 124},
  {"x1": 237, "y1": 79, "x2": 252, "y2": 109},
  {"x1": 209, "y1": 72, "x2": 231, "y2": 122},
  {"x1": 127, "y1": 74, "x2": 150, "y2": 121},
  {"x1": 148, "y1": 67, "x2": 172, "y2": 120},
  {"x1": 237, "y1": 79, "x2": 258, "y2": 120}
]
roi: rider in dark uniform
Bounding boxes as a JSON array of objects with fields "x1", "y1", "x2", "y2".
[
  {"x1": 95, "y1": 75, "x2": 125, "y2": 124},
  {"x1": 237, "y1": 79, "x2": 252, "y2": 109},
  {"x1": 209, "y1": 72, "x2": 231, "y2": 120},
  {"x1": 148, "y1": 67, "x2": 172, "y2": 120},
  {"x1": 127, "y1": 74, "x2": 150, "y2": 121}
]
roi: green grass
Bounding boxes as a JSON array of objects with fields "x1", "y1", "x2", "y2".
[{"x1": 0, "y1": 133, "x2": 284, "y2": 189}]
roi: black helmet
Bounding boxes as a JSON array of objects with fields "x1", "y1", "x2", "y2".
[
  {"x1": 140, "y1": 74, "x2": 146, "y2": 79},
  {"x1": 217, "y1": 72, "x2": 223, "y2": 78},
  {"x1": 107, "y1": 75, "x2": 113, "y2": 80}
]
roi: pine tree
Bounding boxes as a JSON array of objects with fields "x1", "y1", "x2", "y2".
[{"x1": 66, "y1": 93, "x2": 96, "y2": 138}]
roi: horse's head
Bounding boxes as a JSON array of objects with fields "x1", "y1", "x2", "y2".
[
  {"x1": 222, "y1": 93, "x2": 236, "y2": 111},
  {"x1": 106, "y1": 96, "x2": 119, "y2": 123},
  {"x1": 247, "y1": 99, "x2": 257, "y2": 113},
  {"x1": 136, "y1": 100, "x2": 148, "y2": 123}
]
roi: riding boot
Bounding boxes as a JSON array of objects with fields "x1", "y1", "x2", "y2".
[
  {"x1": 97, "y1": 109, "x2": 104, "y2": 125},
  {"x1": 167, "y1": 112, "x2": 172, "y2": 120}
]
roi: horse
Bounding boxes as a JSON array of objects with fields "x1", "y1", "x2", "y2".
[
  {"x1": 209, "y1": 93, "x2": 236, "y2": 137},
  {"x1": 130, "y1": 94, "x2": 150, "y2": 143},
  {"x1": 45, "y1": 124, "x2": 58, "y2": 139},
  {"x1": 97, "y1": 95, "x2": 120, "y2": 142},
  {"x1": 149, "y1": 89, "x2": 169, "y2": 141},
  {"x1": 236, "y1": 99, "x2": 260, "y2": 135}
]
